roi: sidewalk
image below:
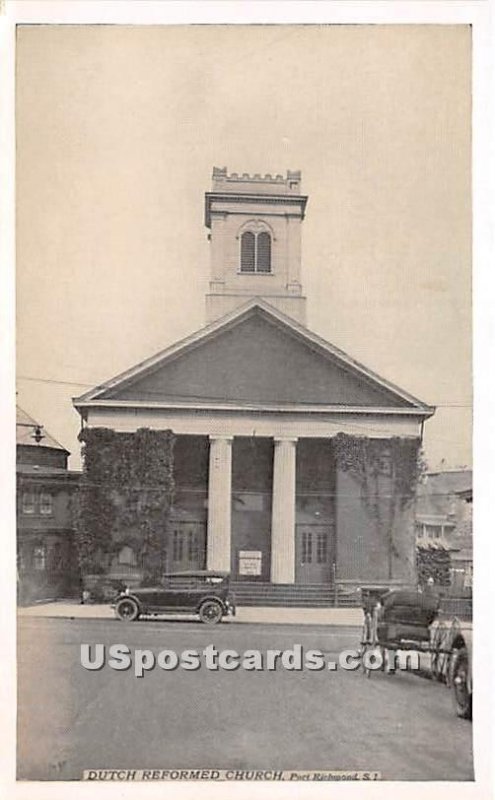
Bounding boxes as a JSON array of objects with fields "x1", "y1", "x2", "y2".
[{"x1": 18, "y1": 600, "x2": 363, "y2": 627}]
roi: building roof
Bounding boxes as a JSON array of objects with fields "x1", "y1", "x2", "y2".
[
  {"x1": 16, "y1": 406, "x2": 69, "y2": 454},
  {"x1": 415, "y1": 470, "x2": 473, "y2": 546},
  {"x1": 17, "y1": 464, "x2": 80, "y2": 478},
  {"x1": 419, "y1": 469, "x2": 472, "y2": 498},
  {"x1": 74, "y1": 299, "x2": 435, "y2": 417}
]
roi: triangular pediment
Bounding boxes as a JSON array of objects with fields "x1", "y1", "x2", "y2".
[{"x1": 75, "y1": 300, "x2": 431, "y2": 412}]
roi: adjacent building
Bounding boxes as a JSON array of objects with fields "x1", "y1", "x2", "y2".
[
  {"x1": 17, "y1": 406, "x2": 80, "y2": 603},
  {"x1": 73, "y1": 169, "x2": 435, "y2": 604},
  {"x1": 415, "y1": 469, "x2": 473, "y2": 597}
]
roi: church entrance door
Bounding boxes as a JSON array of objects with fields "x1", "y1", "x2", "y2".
[{"x1": 295, "y1": 524, "x2": 333, "y2": 584}]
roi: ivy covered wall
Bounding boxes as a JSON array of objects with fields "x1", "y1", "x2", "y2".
[
  {"x1": 333, "y1": 434, "x2": 425, "y2": 584},
  {"x1": 73, "y1": 427, "x2": 175, "y2": 580}
]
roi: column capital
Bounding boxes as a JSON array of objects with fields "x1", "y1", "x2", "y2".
[
  {"x1": 209, "y1": 434, "x2": 234, "y2": 443},
  {"x1": 273, "y1": 436, "x2": 298, "y2": 444}
]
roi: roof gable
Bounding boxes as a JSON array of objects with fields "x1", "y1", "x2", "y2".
[
  {"x1": 16, "y1": 406, "x2": 69, "y2": 452},
  {"x1": 75, "y1": 300, "x2": 432, "y2": 412}
]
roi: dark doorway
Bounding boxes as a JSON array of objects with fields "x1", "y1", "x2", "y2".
[
  {"x1": 231, "y1": 437, "x2": 273, "y2": 580},
  {"x1": 168, "y1": 436, "x2": 208, "y2": 572}
]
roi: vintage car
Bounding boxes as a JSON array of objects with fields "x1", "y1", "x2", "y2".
[
  {"x1": 429, "y1": 616, "x2": 472, "y2": 720},
  {"x1": 360, "y1": 586, "x2": 472, "y2": 720},
  {"x1": 113, "y1": 570, "x2": 236, "y2": 624}
]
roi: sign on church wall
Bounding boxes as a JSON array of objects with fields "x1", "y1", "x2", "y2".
[{"x1": 238, "y1": 550, "x2": 262, "y2": 576}]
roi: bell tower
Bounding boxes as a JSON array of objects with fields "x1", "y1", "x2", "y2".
[{"x1": 204, "y1": 167, "x2": 308, "y2": 324}]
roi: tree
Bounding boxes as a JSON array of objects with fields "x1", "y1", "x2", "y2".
[{"x1": 416, "y1": 542, "x2": 451, "y2": 588}]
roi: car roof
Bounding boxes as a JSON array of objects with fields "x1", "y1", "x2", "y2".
[{"x1": 163, "y1": 570, "x2": 230, "y2": 578}]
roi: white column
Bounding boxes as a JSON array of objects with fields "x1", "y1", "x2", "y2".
[
  {"x1": 207, "y1": 436, "x2": 233, "y2": 572},
  {"x1": 271, "y1": 437, "x2": 297, "y2": 584}
]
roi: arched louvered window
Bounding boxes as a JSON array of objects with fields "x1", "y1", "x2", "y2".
[
  {"x1": 240, "y1": 231, "x2": 256, "y2": 272},
  {"x1": 257, "y1": 232, "x2": 271, "y2": 273},
  {"x1": 240, "y1": 230, "x2": 272, "y2": 273}
]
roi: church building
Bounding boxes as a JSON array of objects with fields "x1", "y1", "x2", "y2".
[{"x1": 73, "y1": 168, "x2": 434, "y2": 604}]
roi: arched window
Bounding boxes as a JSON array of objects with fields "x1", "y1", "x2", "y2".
[
  {"x1": 240, "y1": 230, "x2": 272, "y2": 273},
  {"x1": 240, "y1": 231, "x2": 256, "y2": 272},
  {"x1": 257, "y1": 231, "x2": 271, "y2": 273}
]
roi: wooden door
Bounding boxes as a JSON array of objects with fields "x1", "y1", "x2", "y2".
[{"x1": 296, "y1": 524, "x2": 333, "y2": 583}]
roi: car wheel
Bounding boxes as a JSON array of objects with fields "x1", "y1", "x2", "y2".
[
  {"x1": 452, "y1": 647, "x2": 472, "y2": 720},
  {"x1": 116, "y1": 597, "x2": 140, "y2": 622},
  {"x1": 382, "y1": 647, "x2": 396, "y2": 674},
  {"x1": 431, "y1": 622, "x2": 447, "y2": 682},
  {"x1": 199, "y1": 600, "x2": 223, "y2": 625}
]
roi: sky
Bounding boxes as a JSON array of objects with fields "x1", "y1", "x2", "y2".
[{"x1": 16, "y1": 24, "x2": 472, "y2": 471}]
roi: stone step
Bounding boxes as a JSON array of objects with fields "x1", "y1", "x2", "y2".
[
  {"x1": 232, "y1": 583, "x2": 335, "y2": 591},
  {"x1": 230, "y1": 582, "x2": 361, "y2": 607}
]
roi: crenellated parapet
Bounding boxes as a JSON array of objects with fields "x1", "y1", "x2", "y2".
[{"x1": 212, "y1": 167, "x2": 302, "y2": 194}]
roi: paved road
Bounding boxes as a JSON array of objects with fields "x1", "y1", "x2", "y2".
[{"x1": 17, "y1": 616, "x2": 473, "y2": 782}]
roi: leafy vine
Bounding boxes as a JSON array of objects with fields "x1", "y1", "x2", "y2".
[
  {"x1": 333, "y1": 433, "x2": 424, "y2": 578},
  {"x1": 73, "y1": 427, "x2": 175, "y2": 578}
]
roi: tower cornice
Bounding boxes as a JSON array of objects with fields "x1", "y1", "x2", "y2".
[{"x1": 205, "y1": 192, "x2": 308, "y2": 228}]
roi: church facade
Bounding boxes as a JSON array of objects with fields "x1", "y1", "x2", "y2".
[{"x1": 74, "y1": 169, "x2": 434, "y2": 602}]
